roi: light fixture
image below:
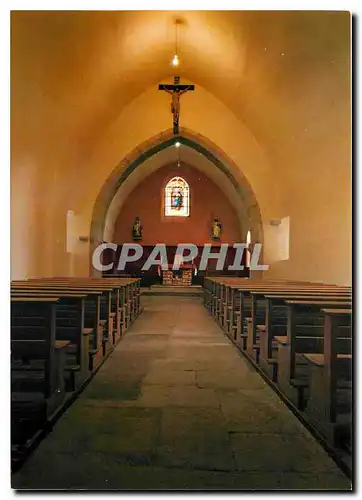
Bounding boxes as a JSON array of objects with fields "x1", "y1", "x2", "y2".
[
  {"x1": 175, "y1": 141, "x2": 181, "y2": 148},
  {"x1": 171, "y1": 20, "x2": 181, "y2": 67}
]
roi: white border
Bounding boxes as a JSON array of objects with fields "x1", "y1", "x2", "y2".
[{"x1": 4, "y1": 3, "x2": 358, "y2": 498}]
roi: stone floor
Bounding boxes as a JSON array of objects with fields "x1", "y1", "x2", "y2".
[{"x1": 12, "y1": 296, "x2": 351, "y2": 491}]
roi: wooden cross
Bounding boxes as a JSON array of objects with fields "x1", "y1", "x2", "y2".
[{"x1": 158, "y1": 76, "x2": 195, "y2": 135}]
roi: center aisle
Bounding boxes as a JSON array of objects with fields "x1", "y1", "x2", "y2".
[{"x1": 13, "y1": 296, "x2": 350, "y2": 490}]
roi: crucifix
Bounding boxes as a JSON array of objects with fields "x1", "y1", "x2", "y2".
[{"x1": 158, "y1": 76, "x2": 195, "y2": 135}]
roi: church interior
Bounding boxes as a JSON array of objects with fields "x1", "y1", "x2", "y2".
[{"x1": 11, "y1": 10, "x2": 352, "y2": 490}]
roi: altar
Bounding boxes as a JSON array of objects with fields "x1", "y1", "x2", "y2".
[{"x1": 159, "y1": 264, "x2": 194, "y2": 287}]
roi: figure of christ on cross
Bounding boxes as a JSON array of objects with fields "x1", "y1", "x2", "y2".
[{"x1": 158, "y1": 76, "x2": 195, "y2": 135}]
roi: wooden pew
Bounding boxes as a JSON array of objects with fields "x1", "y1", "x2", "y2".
[
  {"x1": 11, "y1": 289, "x2": 97, "y2": 384},
  {"x1": 11, "y1": 285, "x2": 109, "y2": 371},
  {"x1": 203, "y1": 278, "x2": 213, "y2": 310},
  {"x1": 55, "y1": 277, "x2": 141, "y2": 330},
  {"x1": 204, "y1": 277, "x2": 340, "y2": 340},
  {"x1": 258, "y1": 292, "x2": 351, "y2": 382},
  {"x1": 12, "y1": 277, "x2": 142, "y2": 364},
  {"x1": 204, "y1": 280, "x2": 351, "y2": 370},
  {"x1": 66, "y1": 278, "x2": 142, "y2": 330},
  {"x1": 245, "y1": 287, "x2": 350, "y2": 355},
  {"x1": 11, "y1": 277, "x2": 140, "y2": 385},
  {"x1": 275, "y1": 299, "x2": 352, "y2": 410},
  {"x1": 11, "y1": 297, "x2": 69, "y2": 449},
  {"x1": 303, "y1": 309, "x2": 352, "y2": 449},
  {"x1": 12, "y1": 280, "x2": 117, "y2": 358},
  {"x1": 202, "y1": 277, "x2": 353, "y2": 463},
  {"x1": 23, "y1": 277, "x2": 141, "y2": 335},
  {"x1": 11, "y1": 278, "x2": 143, "y2": 467},
  {"x1": 232, "y1": 284, "x2": 350, "y2": 361}
]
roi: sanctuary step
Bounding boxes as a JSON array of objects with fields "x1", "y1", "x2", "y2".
[{"x1": 141, "y1": 285, "x2": 203, "y2": 297}]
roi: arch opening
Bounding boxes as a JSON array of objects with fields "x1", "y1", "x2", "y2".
[{"x1": 89, "y1": 128, "x2": 264, "y2": 276}]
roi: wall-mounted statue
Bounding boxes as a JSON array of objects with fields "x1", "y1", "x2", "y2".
[
  {"x1": 132, "y1": 216, "x2": 142, "y2": 241},
  {"x1": 212, "y1": 217, "x2": 222, "y2": 240}
]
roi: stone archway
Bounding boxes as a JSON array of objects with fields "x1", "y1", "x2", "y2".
[{"x1": 89, "y1": 127, "x2": 263, "y2": 275}]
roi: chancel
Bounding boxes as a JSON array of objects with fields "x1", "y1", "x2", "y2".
[{"x1": 11, "y1": 10, "x2": 352, "y2": 492}]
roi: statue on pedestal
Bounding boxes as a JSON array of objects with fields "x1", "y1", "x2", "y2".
[
  {"x1": 212, "y1": 217, "x2": 222, "y2": 240},
  {"x1": 132, "y1": 216, "x2": 142, "y2": 241}
]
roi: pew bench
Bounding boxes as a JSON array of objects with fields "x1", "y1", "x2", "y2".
[
  {"x1": 12, "y1": 284, "x2": 114, "y2": 370},
  {"x1": 249, "y1": 289, "x2": 351, "y2": 365},
  {"x1": 11, "y1": 278, "x2": 143, "y2": 468},
  {"x1": 276, "y1": 300, "x2": 351, "y2": 410},
  {"x1": 11, "y1": 290, "x2": 96, "y2": 388},
  {"x1": 12, "y1": 277, "x2": 142, "y2": 366},
  {"x1": 11, "y1": 298, "x2": 70, "y2": 451},
  {"x1": 258, "y1": 292, "x2": 352, "y2": 383},
  {"x1": 303, "y1": 309, "x2": 352, "y2": 449},
  {"x1": 203, "y1": 278, "x2": 353, "y2": 457}
]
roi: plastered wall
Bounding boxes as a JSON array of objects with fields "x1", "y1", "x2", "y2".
[{"x1": 11, "y1": 11, "x2": 351, "y2": 284}]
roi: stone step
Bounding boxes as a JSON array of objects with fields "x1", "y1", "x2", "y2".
[{"x1": 141, "y1": 285, "x2": 203, "y2": 297}]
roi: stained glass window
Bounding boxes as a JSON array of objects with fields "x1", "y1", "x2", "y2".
[{"x1": 165, "y1": 177, "x2": 190, "y2": 217}]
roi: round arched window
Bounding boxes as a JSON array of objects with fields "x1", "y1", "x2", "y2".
[{"x1": 165, "y1": 177, "x2": 190, "y2": 217}]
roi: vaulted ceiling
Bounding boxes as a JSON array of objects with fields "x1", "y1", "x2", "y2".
[{"x1": 11, "y1": 10, "x2": 350, "y2": 166}]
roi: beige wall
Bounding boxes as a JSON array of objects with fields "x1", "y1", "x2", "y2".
[{"x1": 11, "y1": 11, "x2": 351, "y2": 284}]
